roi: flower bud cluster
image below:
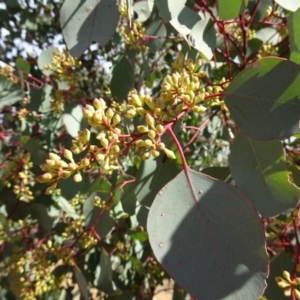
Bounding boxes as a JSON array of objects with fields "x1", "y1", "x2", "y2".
[
  {"x1": 118, "y1": 2, "x2": 148, "y2": 51},
  {"x1": 36, "y1": 151, "x2": 90, "y2": 194},
  {"x1": 83, "y1": 98, "x2": 122, "y2": 174},
  {"x1": 38, "y1": 54, "x2": 230, "y2": 195},
  {"x1": 257, "y1": 43, "x2": 278, "y2": 59},
  {"x1": 0, "y1": 153, "x2": 34, "y2": 201},
  {"x1": 45, "y1": 48, "x2": 82, "y2": 84},
  {"x1": 119, "y1": 22, "x2": 148, "y2": 51},
  {"x1": 276, "y1": 270, "x2": 300, "y2": 298}
]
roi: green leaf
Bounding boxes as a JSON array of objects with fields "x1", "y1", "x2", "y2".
[
  {"x1": 74, "y1": 266, "x2": 89, "y2": 300},
  {"x1": 37, "y1": 46, "x2": 56, "y2": 76},
  {"x1": 135, "y1": 156, "x2": 181, "y2": 207},
  {"x1": 60, "y1": 0, "x2": 119, "y2": 57},
  {"x1": 230, "y1": 131, "x2": 299, "y2": 217},
  {"x1": 63, "y1": 104, "x2": 83, "y2": 138},
  {"x1": 147, "y1": 168, "x2": 268, "y2": 299},
  {"x1": 290, "y1": 164, "x2": 300, "y2": 188},
  {"x1": 134, "y1": 1, "x2": 152, "y2": 22},
  {"x1": 170, "y1": 6, "x2": 201, "y2": 38},
  {"x1": 274, "y1": 0, "x2": 300, "y2": 11},
  {"x1": 15, "y1": 57, "x2": 30, "y2": 74},
  {"x1": 288, "y1": 8, "x2": 300, "y2": 64},
  {"x1": 224, "y1": 58, "x2": 300, "y2": 139},
  {"x1": 0, "y1": 75, "x2": 22, "y2": 109},
  {"x1": 154, "y1": 0, "x2": 186, "y2": 22},
  {"x1": 96, "y1": 247, "x2": 121, "y2": 295},
  {"x1": 145, "y1": 19, "x2": 167, "y2": 54},
  {"x1": 189, "y1": 19, "x2": 216, "y2": 61},
  {"x1": 217, "y1": 0, "x2": 246, "y2": 20},
  {"x1": 110, "y1": 55, "x2": 134, "y2": 102}
]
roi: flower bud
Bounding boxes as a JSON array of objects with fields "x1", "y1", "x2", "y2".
[
  {"x1": 79, "y1": 158, "x2": 90, "y2": 168},
  {"x1": 145, "y1": 113, "x2": 155, "y2": 128},
  {"x1": 64, "y1": 149, "x2": 73, "y2": 161},
  {"x1": 148, "y1": 129, "x2": 156, "y2": 140},
  {"x1": 163, "y1": 148, "x2": 176, "y2": 159},
  {"x1": 49, "y1": 153, "x2": 60, "y2": 161},
  {"x1": 112, "y1": 114, "x2": 121, "y2": 125},
  {"x1": 142, "y1": 151, "x2": 150, "y2": 160},
  {"x1": 157, "y1": 142, "x2": 165, "y2": 150},
  {"x1": 74, "y1": 172, "x2": 82, "y2": 182},
  {"x1": 155, "y1": 124, "x2": 164, "y2": 134},
  {"x1": 93, "y1": 98, "x2": 106, "y2": 110},
  {"x1": 137, "y1": 125, "x2": 148, "y2": 133},
  {"x1": 46, "y1": 184, "x2": 57, "y2": 195}
]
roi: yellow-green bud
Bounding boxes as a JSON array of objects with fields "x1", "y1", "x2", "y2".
[
  {"x1": 155, "y1": 124, "x2": 164, "y2": 134},
  {"x1": 79, "y1": 158, "x2": 90, "y2": 168},
  {"x1": 74, "y1": 172, "x2": 82, "y2": 182},
  {"x1": 137, "y1": 125, "x2": 148, "y2": 133},
  {"x1": 49, "y1": 153, "x2": 60, "y2": 161},
  {"x1": 142, "y1": 151, "x2": 150, "y2": 160},
  {"x1": 144, "y1": 139, "x2": 153, "y2": 148},
  {"x1": 148, "y1": 129, "x2": 156, "y2": 140},
  {"x1": 151, "y1": 149, "x2": 160, "y2": 158},
  {"x1": 100, "y1": 138, "x2": 109, "y2": 148},
  {"x1": 64, "y1": 149, "x2": 73, "y2": 161},
  {"x1": 112, "y1": 114, "x2": 121, "y2": 125},
  {"x1": 145, "y1": 113, "x2": 155, "y2": 128},
  {"x1": 163, "y1": 148, "x2": 176, "y2": 159},
  {"x1": 93, "y1": 98, "x2": 106, "y2": 110},
  {"x1": 111, "y1": 145, "x2": 120, "y2": 153}
]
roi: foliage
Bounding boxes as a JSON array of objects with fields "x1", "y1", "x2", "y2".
[{"x1": 1, "y1": 0, "x2": 300, "y2": 299}]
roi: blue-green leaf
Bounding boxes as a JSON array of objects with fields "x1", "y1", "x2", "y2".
[
  {"x1": 110, "y1": 55, "x2": 134, "y2": 102},
  {"x1": 148, "y1": 168, "x2": 268, "y2": 299},
  {"x1": 0, "y1": 75, "x2": 22, "y2": 109},
  {"x1": 224, "y1": 58, "x2": 300, "y2": 139},
  {"x1": 60, "y1": 0, "x2": 119, "y2": 57},
  {"x1": 230, "y1": 131, "x2": 299, "y2": 217}
]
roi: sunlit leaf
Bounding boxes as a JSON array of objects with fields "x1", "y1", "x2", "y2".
[
  {"x1": 154, "y1": 0, "x2": 186, "y2": 22},
  {"x1": 148, "y1": 168, "x2": 268, "y2": 299},
  {"x1": 275, "y1": 0, "x2": 300, "y2": 11},
  {"x1": 224, "y1": 58, "x2": 300, "y2": 139},
  {"x1": 230, "y1": 131, "x2": 299, "y2": 217},
  {"x1": 189, "y1": 19, "x2": 216, "y2": 61},
  {"x1": 217, "y1": 0, "x2": 246, "y2": 20},
  {"x1": 134, "y1": 0, "x2": 152, "y2": 22},
  {"x1": 0, "y1": 75, "x2": 22, "y2": 109},
  {"x1": 287, "y1": 8, "x2": 300, "y2": 64},
  {"x1": 60, "y1": 0, "x2": 119, "y2": 57}
]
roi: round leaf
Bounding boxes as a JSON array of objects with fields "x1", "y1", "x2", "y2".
[
  {"x1": 133, "y1": 1, "x2": 152, "y2": 23},
  {"x1": 37, "y1": 46, "x2": 56, "y2": 76},
  {"x1": 224, "y1": 58, "x2": 300, "y2": 139},
  {"x1": 147, "y1": 168, "x2": 268, "y2": 300},
  {"x1": 60, "y1": 0, "x2": 119, "y2": 57},
  {"x1": 154, "y1": 0, "x2": 186, "y2": 22},
  {"x1": 0, "y1": 75, "x2": 22, "y2": 109},
  {"x1": 189, "y1": 19, "x2": 216, "y2": 61},
  {"x1": 230, "y1": 131, "x2": 299, "y2": 217},
  {"x1": 274, "y1": 0, "x2": 300, "y2": 11}
]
